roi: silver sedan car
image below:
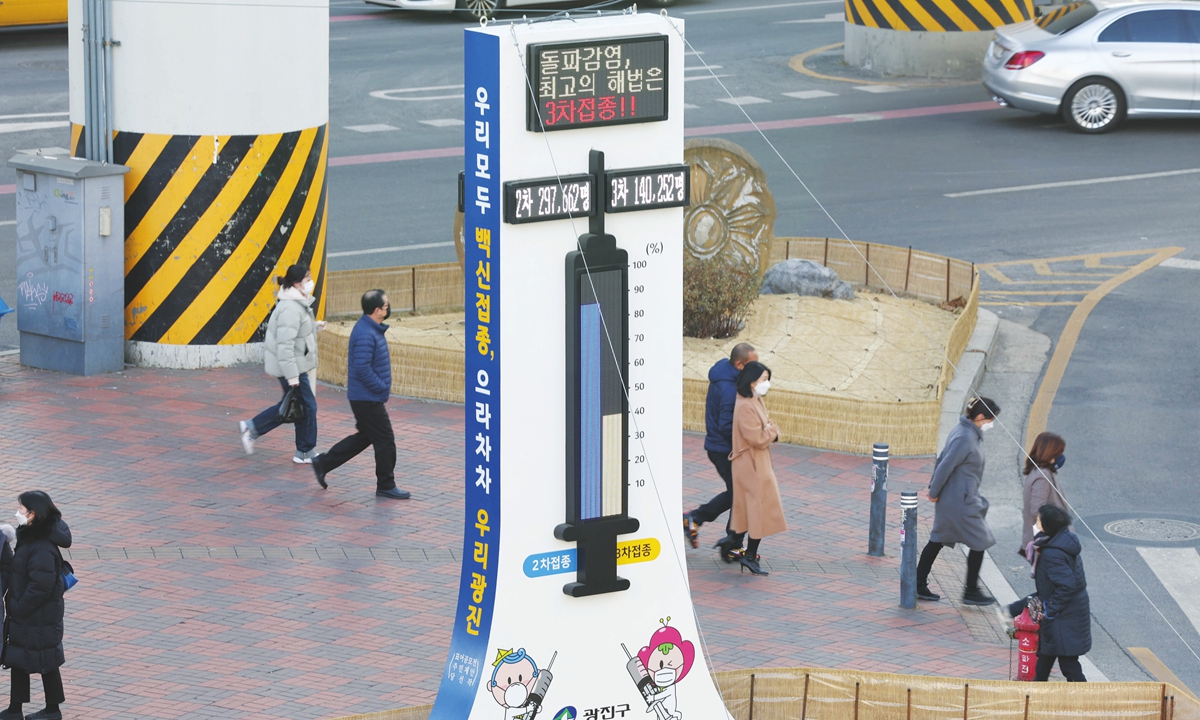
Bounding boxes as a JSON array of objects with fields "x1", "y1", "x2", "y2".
[{"x1": 982, "y1": 0, "x2": 1200, "y2": 133}]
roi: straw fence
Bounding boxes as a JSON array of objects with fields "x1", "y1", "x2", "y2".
[
  {"x1": 318, "y1": 238, "x2": 978, "y2": 455},
  {"x1": 332, "y1": 667, "x2": 1200, "y2": 720}
]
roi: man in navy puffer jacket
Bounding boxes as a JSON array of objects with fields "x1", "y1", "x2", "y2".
[
  {"x1": 683, "y1": 343, "x2": 757, "y2": 560},
  {"x1": 312, "y1": 289, "x2": 411, "y2": 499}
]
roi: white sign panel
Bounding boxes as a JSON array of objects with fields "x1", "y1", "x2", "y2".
[{"x1": 435, "y1": 13, "x2": 730, "y2": 720}]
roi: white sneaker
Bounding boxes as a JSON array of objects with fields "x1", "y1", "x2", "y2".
[
  {"x1": 238, "y1": 421, "x2": 255, "y2": 455},
  {"x1": 293, "y1": 450, "x2": 318, "y2": 465}
]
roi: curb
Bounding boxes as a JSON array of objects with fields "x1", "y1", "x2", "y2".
[{"x1": 937, "y1": 308, "x2": 1000, "y2": 452}]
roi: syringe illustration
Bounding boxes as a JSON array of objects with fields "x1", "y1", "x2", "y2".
[
  {"x1": 524, "y1": 651, "x2": 557, "y2": 720},
  {"x1": 622, "y1": 644, "x2": 668, "y2": 720}
]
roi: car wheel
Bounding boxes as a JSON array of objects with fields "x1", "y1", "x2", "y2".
[
  {"x1": 1061, "y1": 78, "x2": 1125, "y2": 134},
  {"x1": 456, "y1": 0, "x2": 504, "y2": 21}
]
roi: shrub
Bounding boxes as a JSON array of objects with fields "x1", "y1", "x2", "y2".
[{"x1": 683, "y1": 256, "x2": 761, "y2": 339}]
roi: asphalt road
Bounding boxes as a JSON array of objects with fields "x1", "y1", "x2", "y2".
[{"x1": 4, "y1": 0, "x2": 1200, "y2": 691}]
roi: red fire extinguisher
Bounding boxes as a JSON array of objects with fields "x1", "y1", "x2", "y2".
[{"x1": 1013, "y1": 608, "x2": 1040, "y2": 681}]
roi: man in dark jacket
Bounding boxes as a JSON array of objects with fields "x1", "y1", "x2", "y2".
[
  {"x1": 312, "y1": 290, "x2": 411, "y2": 499},
  {"x1": 683, "y1": 343, "x2": 757, "y2": 560}
]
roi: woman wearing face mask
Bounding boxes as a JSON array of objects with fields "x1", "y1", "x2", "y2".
[
  {"x1": 916, "y1": 396, "x2": 1001, "y2": 606},
  {"x1": 1008, "y1": 504, "x2": 1091, "y2": 682},
  {"x1": 2, "y1": 491, "x2": 72, "y2": 720},
  {"x1": 238, "y1": 264, "x2": 326, "y2": 464},
  {"x1": 1021, "y1": 432, "x2": 1069, "y2": 557},
  {"x1": 728, "y1": 361, "x2": 787, "y2": 576}
]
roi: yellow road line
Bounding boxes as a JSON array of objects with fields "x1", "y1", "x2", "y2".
[
  {"x1": 789, "y1": 43, "x2": 913, "y2": 86},
  {"x1": 1025, "y1": 247, "x2": 1183, "y2": 448},
  {"x1": 985, "y1": 248, "x2": 1165, "y2": 267},
  {"x1": 1128, "y1": 647, "x2": 1200, "y2": 703},
  {"x1": 979, "y1": 266, "x2": 1013, "y2": 284},
  {"x1": 981, "y1": 290, "x2": 1091, "y2": 296},
  {"x1": 981, "y1": 279, "x2": 1112, "y2": 286},
  {"x1": 980, "y1": 301, "x2": 1079, "y2": 307}
]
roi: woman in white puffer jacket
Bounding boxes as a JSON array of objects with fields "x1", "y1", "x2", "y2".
[{"x1": 238, "y1": 264, "x2": 325, "y2": 463}]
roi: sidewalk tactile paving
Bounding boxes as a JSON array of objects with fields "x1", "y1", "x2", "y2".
[{"x1": 0, "y1": 356, "x2": 1011, "y2": 718}]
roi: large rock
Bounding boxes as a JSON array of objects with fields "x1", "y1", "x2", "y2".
[{"x1": 760, "y1": 259, "x2": 855, "y2": 300}]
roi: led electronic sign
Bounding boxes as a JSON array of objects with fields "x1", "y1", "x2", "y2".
[
  {"x1": 605, "y1": 164, "x2": 690, "y2": 213},
  {"x1": 527, "y1": 34, "x2": 669, "y2": 132},
  {"x1": 504, "y1": 174, "x2": 596, "y2": 225}
]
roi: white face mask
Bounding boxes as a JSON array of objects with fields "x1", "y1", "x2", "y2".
[
  {"x1": 755, "y1": 380, "x2": 771, "y2": 397},
  {"x1": 980, "y1": 421, "x2": 994, "y2": 432},
  {"x1": 503, "y1": 682, "x2": 528, "y2": 708},
  {"x1": 14, "y1": 511, "x2": 27, "y2": 527},
  {"x1": 653, "y1": 667, "x2": 677, "y2": 686},
  {"x1": 302, "y1": 279, "x2": 315, "y2": 296}
]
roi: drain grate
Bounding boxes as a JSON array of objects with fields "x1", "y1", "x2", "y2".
[{"x1": 1104, "y1": 518, "x2": 1200, "y2": 542}]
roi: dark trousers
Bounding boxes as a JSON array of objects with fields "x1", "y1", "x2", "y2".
[
  {"x1": 250, "y1": 374, "x2": 318, "y2": 454},
  {"x1": 12, "y1": 668, "x2": 65, "y2": 705},
  {"x1": 692, "y1": 451, "x2": 736, "y2": 538},
  {"x1": 1035, "y1": 654, "x2": 1086, "y2": 682},
  {"x1": 916, "y1": 541, "x2": 984, "y2": 591},
  {"x1": 315, "y1": 400, "x2": 396, "y2": 490}
]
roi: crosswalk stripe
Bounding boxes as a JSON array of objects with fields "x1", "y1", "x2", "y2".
[{"x1": 1138, "y1": 547, "x2": 1200, "y2": 636}]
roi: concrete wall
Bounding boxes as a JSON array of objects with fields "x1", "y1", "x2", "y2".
[{"x1": 844, "y1": 22, "x2": 993, "y2": 80}]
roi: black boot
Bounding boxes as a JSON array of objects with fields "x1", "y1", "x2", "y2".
[
  {"x1": 25, "y1": 708, "x2": 63, "y2": 720},
  {"x1": 962, "y1": 588, "x2": 996, "y2": 606},
  {"x1": 713, "y1": 535, "x2": 741, "y2": 563},
  {"x1": 916, "y1": 579, "x2": 940, "y2": 601},
  {"x1": 738, "y1": 555, "x2": 768, "y2": 576},
  {"x1": 0, "y1": 706, "x2": 22, "y2": 720}
]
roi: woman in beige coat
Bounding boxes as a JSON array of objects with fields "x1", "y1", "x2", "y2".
[{"x1": 729, "y1": 361, "x2": 787, "y2": 576}]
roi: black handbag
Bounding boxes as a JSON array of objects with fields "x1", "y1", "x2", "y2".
[{"x1": 278, "y1": 386, "x2": 305, "y2": 424}]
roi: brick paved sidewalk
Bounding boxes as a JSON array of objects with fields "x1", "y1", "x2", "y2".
[{"x1": 0, "y1": 357, "x2": 1012, "y2": 719}]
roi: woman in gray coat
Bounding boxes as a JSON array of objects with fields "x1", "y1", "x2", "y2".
[
  {"x1": 916, "y1": 396, "x2": 999, "y2": 606},
  {"x1": 238, "y1": 264, "x2": 324, "y2": 464},
  {"x1": 1021, "y1": 432, "x2": 1068, "y2": 554}
]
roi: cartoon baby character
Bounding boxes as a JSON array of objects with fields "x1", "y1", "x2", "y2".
[
  {"x1": 489, "y1": 648, "x2": 540, "y2": 720},
  {"x1": 637, "y1": 619, "x2": 696, "y2": 720}
]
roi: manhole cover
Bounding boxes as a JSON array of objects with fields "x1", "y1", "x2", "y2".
[
  {"x1": 19, "y1": 61, "x2": 68, "y2": 72},
  {"x1": 1104, "y1": 519, "x2": 1200, "y2": 541}
]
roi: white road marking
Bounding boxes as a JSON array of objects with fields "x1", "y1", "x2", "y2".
[
  {"x1": 1161, "y1": 258, "x2": 1200, "y2": 271},
  {"x1": 420, "y1": 118, "x2": 464, "y2": 127},
  {"x1": 0, "y1": 350, "x2": 19, "y2": 357},
  {"x1": 344, "y1": 124, "x2": 398, "y2": 133},
  {"x1": 684, "y1": 65, "x2": 723, "y2": 71},
  {"x1": 0, "y1": 220, "x2": 16, "y2": 226},
  {"x1": 853, "y1": 85, "x2": 903, "y2": 93},
  {"x1": 685, "y1": 0, "x2": 841, "y2": 15},
  {"x1": 370, "y1": 84, "x2": 464, "y2": 101},
  {"x1": 684, "y1": 74, "x2": 733, "y2": 82},
  {"x1": 684, "y1": 103, "x2": 700, "y2": 110},
  {"x1": 718, "y1": 96, "x2": 771, "y2": 106},
  {"x1": 946, "y1": 167, "x2": 1200, "y2": 198},
  {"x1": 684, "y1": 50, "x2": 704, "y2": 56},
  {"x1": 1138, "y1": 547, "x2": 1200, "y2": 636},
  {"x1": 783, "y1": 90, "x2": 838, "y2": 99},
  {"x1": 0, "y1": 112, "x2": 69, "y2": 121},
  {"x1": 776, "y1": 12, "x2": 844, "y2": 23},
  {"x1": 0, "y1": 120, "x2": 71, "y2": 135},
  {"x1": 328, "y1": 241, "x2": 455, "y2": 258}
]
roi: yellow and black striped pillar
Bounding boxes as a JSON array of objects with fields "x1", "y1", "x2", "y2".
[
  {"x1": 67, "y1": 0, "x2": 329, "y2": 367},
  {"x1": 842, "y1": 0, "x2": 1034, "y2": 77},
  {"x1": 69, "y1": 125, "x2": 329, "y2": 355}
]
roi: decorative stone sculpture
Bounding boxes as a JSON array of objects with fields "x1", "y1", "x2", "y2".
[
  {"x1": 684, "y1": 138, "x2": 777, "y2": 280},
  {"x1": 761, "y1": 259, "x2": 855, "y2": 300}
]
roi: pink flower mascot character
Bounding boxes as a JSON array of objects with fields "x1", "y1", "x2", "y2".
[{"x1": 637, "y1": 619, "x2": 696, "y2": 720}]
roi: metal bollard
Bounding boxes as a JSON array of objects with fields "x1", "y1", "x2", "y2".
[
  {"x1": 900, "y1": 491, "x2": 918, "y2": 609},
  {"x1": 868, "y1": 443, "x2": 888, "y2": 557}
]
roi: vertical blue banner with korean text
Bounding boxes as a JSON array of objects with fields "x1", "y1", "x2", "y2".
[{"x1": 431, "y1": 29, "x2": 501, "y2": 720}]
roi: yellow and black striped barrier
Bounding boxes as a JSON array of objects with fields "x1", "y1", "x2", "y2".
[
  {"x1": 1034, "y1": 1, "x2": 1079, "y2": 28},
  {"x1": 71, "y1": 123, "x2": 329, "y2": 346},
  {"x1": 843, "y1": 0, "x2": 1033, "y2": 31}
]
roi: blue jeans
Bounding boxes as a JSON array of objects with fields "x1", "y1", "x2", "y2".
[{"x1": 250, "y1": 373, "x2": 317, "y2": 454}]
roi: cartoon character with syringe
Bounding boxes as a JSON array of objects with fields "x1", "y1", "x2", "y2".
[
  {"x1": 621, "y1": 618, "x2": 696, "y2": 720},
  {"x1": 489, "y1": 648, "x2": 557, "y2": 720}
]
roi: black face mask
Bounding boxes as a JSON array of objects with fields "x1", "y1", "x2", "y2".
[
  {"x1": 381, "y1": 306, "x2": 390, "y2": 321},
  {"x1": 1054, "y1": 454, "x2": 1066, "y2": 470}
]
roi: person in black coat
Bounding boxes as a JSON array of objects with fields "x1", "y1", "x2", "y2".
[
  {"x1": 1009, "y1": 503, "x2": 1091, "y2": 682},
  {"x1": 1, "y1": 491, "x2": 71, "y2": 720}
]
